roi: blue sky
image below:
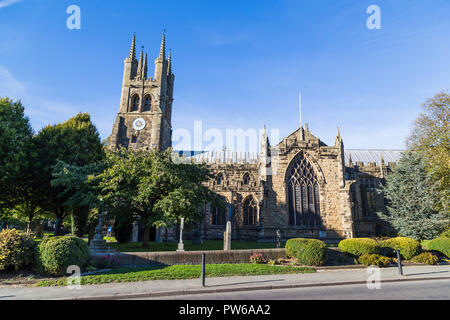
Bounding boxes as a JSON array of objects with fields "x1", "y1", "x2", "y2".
[{"x1": 1, "y1": 0, "x2": 449, "y2": 150}]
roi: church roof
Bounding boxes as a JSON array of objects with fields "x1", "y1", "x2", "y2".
[
  {"x1": 174, "y1": 149, "x2": 404, "y2": 166},
  {"x1": 345, "y1": 149, "x2": 404, "y2": 166}
]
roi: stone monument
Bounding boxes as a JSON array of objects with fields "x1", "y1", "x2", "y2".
[
  {"x1": 177, "y1": 218, "x2": 185, "y2": 252},
  {"x1": 223, "y1": 221, "x2": 231, "y2": 251}
]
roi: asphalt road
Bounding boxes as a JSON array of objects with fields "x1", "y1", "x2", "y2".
[{"x1": 145, "y1": 279, "x2": 450, "y2": 300}]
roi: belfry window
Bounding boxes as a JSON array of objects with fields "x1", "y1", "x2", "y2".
[
  {"x1": 144, "y1": 95, "x2": 152, "y2": 111},
  {"x1": 243, "y1": 173, "x2": 250, "y2": 185},
  {"x1": 243, "y1": 197, "x2": 258, "y2": 226},
  {"x1": 131, "y1": 95, "x2": 140, "y2": 112},
  {"x1": 286, "y1": 153, "x2": 321, "y2": 227},
  {"x1": 216, "y1": 173, "x2": 224, "y2": 185}
]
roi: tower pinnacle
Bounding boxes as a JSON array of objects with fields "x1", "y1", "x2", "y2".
[
  {"x1": 129, "y1": 33, "x2": 136, "y2": 60},
  {"x1": 159, "y1": 32, "x2": 166, "y2": 59}
]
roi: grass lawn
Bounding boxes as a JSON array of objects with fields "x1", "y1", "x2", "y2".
[
  {"x1": 36, "y1": 264, "x2": 315, "y2": 287},
  {"x1": 108, "y1": 240, "x2": 285, "y2": 252}
]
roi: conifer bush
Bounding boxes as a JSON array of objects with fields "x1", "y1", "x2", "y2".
[
  {"x1": 358, "y1": 254, "x2": 391, "y2": 267},
  {"x1": 285, "y1": 238, "x2": 328, "y2": 266},
  {"x1": 411, "y1": 252, "x2": 439, "y2": 265},
  {"x1": 34, "y1": 236, "x2": 89, "y2": 276},
  {"x1": 423, "y1": 238, "x2": 450, "y2": 258},
  {"x1": 337, "y1": 238, "x2": 380, "y2": 257},
  {"x1": 380, "y1": 237, "x2": 421, "y2": 260}
]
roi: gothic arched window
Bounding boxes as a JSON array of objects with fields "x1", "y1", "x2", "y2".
[
  {"x1": 243, "y1": 197, "x2": 258, "y2": 226},
  {"x1": 286, "y1": 153, "x2": 321, "y2": 227},
  {"x1": 211, "y1": 203, "x2": 226, "y2": 226},
  {"x1": 143, "y1": 95, "x2": 152, "y2": 111},
  {"x1": 243, "y1": 173, "x2": 250, "y2": 185},
  {"x1": 131, "y1": 94, "x2": 140, "y2": 112}
]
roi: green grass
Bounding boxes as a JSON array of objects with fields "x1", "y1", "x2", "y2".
[
  {"x1": 36, "y1": 263, "x2": 315, "y2": 287},
  {"x1": 108, "y1": 240, "x2": 285, "y2": 252}
]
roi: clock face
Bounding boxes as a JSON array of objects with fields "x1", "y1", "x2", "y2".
[{"x1": 132, "y1": 118, "x2": 146, "y2": 131}]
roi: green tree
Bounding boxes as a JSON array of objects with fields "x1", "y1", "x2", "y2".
[
  {"x1": 51, "y1": 161, "x2": 105, "y2": 237},
  {"x1": 377, "y1": 151, "x2": 449, "y2": 240},
  {"x1": 407, "y1": 92, "x2": 449, "y2": 212},
  {"x1": 33, "y1": 113, "x2": 105, "y2": 235},
  {"x1": 99, "y1": 149, "x2": 219, "y2": 247},
  {"x1": 0, "y1": 98, "x2": 34, "y2": 216}
]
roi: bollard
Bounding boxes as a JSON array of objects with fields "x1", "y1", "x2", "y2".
[
  {"x1": 201, "y1": 253, "x2": 206, "y2": 287},
  {"x1": 396, "y1": 249, "x2": 403, "y2": 276}
]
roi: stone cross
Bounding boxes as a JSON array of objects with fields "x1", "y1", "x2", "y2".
[
  {"x1": 177, "y1": 217, "x2": 185, "y2": 252},
  {"x1": 223, "y1": 221, "x2": 232, "y2": 251}
]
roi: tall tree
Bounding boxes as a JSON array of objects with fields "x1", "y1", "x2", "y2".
[
  {"x1": 377, "y1": 151, "x2": 449, "y2": 240},
  {"x1": 407, "y1": 92, "x2": 449, "y2": 212},
  {"x1": 99, "y1": 149, "x2": 219, "y2": 247},
  {"x1": 0, "y1": 98, "x2": 35, "y2": 225},
  {"x1": 34, "y1": 113, "x2": 105, "y2": 235},
  {"x1": 51, "y1": 161, "x2": 105, "y2": 237}
]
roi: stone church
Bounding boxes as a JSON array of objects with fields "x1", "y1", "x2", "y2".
[{"x1": 108, "y1": 35, "x2": 402, "y2": 242}]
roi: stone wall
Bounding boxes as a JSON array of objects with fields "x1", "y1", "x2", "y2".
[{"x1": 113, "y1": 248, "x2": 286, "y2": 267}]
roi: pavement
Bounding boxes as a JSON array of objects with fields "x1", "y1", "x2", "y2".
[{"x1": 0, "y1": 265, "x2": 449, "y2": 300}]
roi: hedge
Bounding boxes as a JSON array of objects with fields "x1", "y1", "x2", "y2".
[
  {"x1": 380, "y1": 237, "x2": 421, "y2": 260},
  {"x1": 411, "y1": 252, "x2": 439, "y2": 265},
  {"x1": 0, "y1": 229, "x2": 35, "y2": 271},
  {"x1": 285, "y1": 238, "x2": 328, "y2": 266},
  {"x1": 358, "y1": 254, "x2": 391, "y2": 267},
  {"x1": 338, "y1": 238, "x2": 379, "y2": 257},
  {"x1": 439, "y1": 229, "x2": 450, "y2": 239},
  {"x1": 34, "y1": 236, "x2": 89, "y2": 276},
  {"x1": 423, "y1": 238, "x2": 450, "y2": 258}
]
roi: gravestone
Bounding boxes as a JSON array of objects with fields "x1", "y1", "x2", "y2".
[
  {"x1": 131, "y1": 222, "x2": 139, "y2": 243},
  {"x1": 223, "y1": 221, "x2": 231, "y2": 251},
  {"x1": 177, "y1": 218, "x2": 185, "y2": 252},
  {"x1": 276, "y1": 229, "x2": 281, "y2": 248}
]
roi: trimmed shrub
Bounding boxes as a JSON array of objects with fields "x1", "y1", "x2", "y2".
[
  {"x1": 423, "y1": 238, "x2": 450, "y2": 258},
  {"x1": 411, "y1": 252, "x2": 439, "y2": 265},
  {"x1": 358, "y1": 254, "x2": 391, "y2": 267},
  {"x1": 0, "y1": 229, "x2": 35, "y2": 271},
  {"x1": 338, "y1": 238, "x2": 380, "y2": 257},
  {"x1": 34, "y1": 236, "x2": 89, "y2": 276},
  {"x1": 380, "y1": 237, "x2": 421, "y2": 260},
  {"x1": 285, "y1": 238, "x2": 327, "y2": 266},
  {"x1": 439, "y1": 229, "x2": 450, "y2": 239}
]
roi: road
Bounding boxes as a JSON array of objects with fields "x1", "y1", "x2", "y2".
[{"x1": 145, "y1": 279, "x2": 450, "y2": 300}]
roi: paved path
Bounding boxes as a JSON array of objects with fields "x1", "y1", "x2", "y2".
[{"x1": 0, "y1": 265, "x2": 448, "y2": 300}]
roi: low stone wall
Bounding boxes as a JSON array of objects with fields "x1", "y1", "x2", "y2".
[{"x1": 111, "y1": 249, "x2": 286, "y2": 267}]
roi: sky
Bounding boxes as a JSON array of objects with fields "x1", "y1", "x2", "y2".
[{"x1": 0, "y1": 0, "x2": 449, "y2": 151}]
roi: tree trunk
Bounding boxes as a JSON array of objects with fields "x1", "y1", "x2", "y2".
[
  {"x1": 165, "y1": 227, "x2": 168, "y2": 245},
  {"x1": 142, "y1": 225, "x2": 151, "y2": 247},
  {"x1": 35, "y1": 220, "x2": 43, "y2": 238}
]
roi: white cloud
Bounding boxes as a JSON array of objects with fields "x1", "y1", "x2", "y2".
[
  {"x1": 0, "y1": 0, "x2": 22, "y2": 9},
  {"x1": 0, "y1": 66, "x2": 25, "y2": 98}
]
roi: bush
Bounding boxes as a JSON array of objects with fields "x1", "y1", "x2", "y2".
[
  {"x1": 338, "y1": 238, "x2": 380, "y2": 257},
  {"x1": 411, "y1": 252, "x2": 439, "y2": 265},
  {"x1": 439, "y1": 229, "x2": 450, "y2": 239},
  {"x1": 0, "y1": 229, "x2": 35, "y2": 271},
  {"x1": 34, "y1": 236, "x2": 89, "y2": 276},
  {"x1": 358, "y1": 254, "x2": 391, "y2": 267},
  {"x1": 285, "y1": 238, "x2": 327, "y2": 266},
  {"x1": 249, "y1": 253, "x2": 266, "y2": 264},
  {"x1": 380, "y1": 237, "x2": 421, "y2": 260},
  {"x1": 423, "y1": 238, "x2": 450, "y2": 258}
]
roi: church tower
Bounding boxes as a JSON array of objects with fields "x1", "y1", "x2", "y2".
[{"x1": 108, "y1": 33, "x2": 175, "y2": 151}]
